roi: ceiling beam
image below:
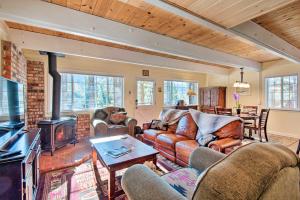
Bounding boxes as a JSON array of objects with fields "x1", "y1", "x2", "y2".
[
  {"x1": 232, "y1": 21, "x2": 300, "y2": 64},
  {"x1": 144, "y1": 0, "x2": 300, "y2": 64},
  {"x1": 0, "y1": 0, "x2": 260, "y2": 71},
  {"x1": 9, "y1": 28, "x2": 229, "y2": 75}
]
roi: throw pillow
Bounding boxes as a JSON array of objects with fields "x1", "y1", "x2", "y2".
[
  {"x1": 110, "y1": 112, "x2": 127, "y2": 124},
  {"x1": 150, "y1": 120, "x2": 168, "y2": 131}
]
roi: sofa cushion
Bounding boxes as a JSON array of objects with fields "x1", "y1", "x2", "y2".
[
  {"x1": 143, "y1": 129, "x2": 168, "y2": 142},
  {"x1": 175, "y1": 114, "x2": 197, "y2": 139},
  {"x1": 176, "y1": 140, "x2": 199, "y2": 165},
  {"x1": 156, "y1": 134, "x2": 189, "y2": 151},
  {"x1": 94, "y1": 109, "x2": 108, "y2": 121},
  {"x1": 162, "y1": 168, "x2": 202, "y2": 200},
  {"x1": 107, "y1": 124, "x2": 128, "y2": 135}
]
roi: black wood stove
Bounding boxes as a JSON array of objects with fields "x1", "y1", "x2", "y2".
[{"x1": 38, "y1": 52, "x2": 77, "y2": 155}]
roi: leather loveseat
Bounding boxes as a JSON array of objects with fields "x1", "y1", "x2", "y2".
[{"x1": 142, "y1": 112, "x2": 243, "y2": 166}]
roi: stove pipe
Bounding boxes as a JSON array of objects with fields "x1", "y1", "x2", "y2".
[{"x1": 48, "y1": 52, "x2": 61, "y2": 120}]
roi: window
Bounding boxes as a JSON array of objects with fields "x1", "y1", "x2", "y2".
[
  {"x1": 164, "y1": 80, "x2": 198, "y2": 106},
  {"x1": 137, "y1": 80, "x2": 155, "y2": 106},
  {"x1": 266, "y1": 75, "x2": 298, "y2": 109},
  {"x1": 61, "y1": 73, "x2": 123, "y2": 111}
]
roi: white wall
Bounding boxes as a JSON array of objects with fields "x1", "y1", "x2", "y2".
[{"x1": 23, "y1": 50, "x2": 207, "y2": 125}]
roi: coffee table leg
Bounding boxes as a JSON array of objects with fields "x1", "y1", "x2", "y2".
[
  {"x1": 92, "y1": 148, "x2": 97, "y2": 167},
  {"x1": 153, "y1": 156, "x2": 157, "y2": 169},
  {"x1": 108, "y1": 170, "x2": 115, "y2": 200}
]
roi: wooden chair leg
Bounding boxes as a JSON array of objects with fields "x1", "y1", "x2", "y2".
[
  {"x1": 258, "y1": 129, "x2": 262, "y2": 142},
  {"x1": 264, "y1": 129, "x2": 269, "y2": 142},
  {"x1": 296, "y1": 140, "x2": 300, "y2": 155}
]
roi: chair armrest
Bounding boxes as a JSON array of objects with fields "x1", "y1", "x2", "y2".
[
  {"x1": 124, "y1": 117, "x2": 137, "y2": 127},
  {"x1": 91, "y1": 119, "x2": 108, "y2": 128},
  {"x1": 122, "y1": 164, "x2": 185, "y2": 200},
  {"x1": 124, "y1": 117, "x2": 137, "y2": 136},
  {"x1": 189, "y1": 147, "x2": 225, "y2": 171},
  {"x1": 208, "y1": 138, "x2": 242, "y2": 153},
  {"x1": 142, "y1": 122, "x2": 151, "y2": 130}
]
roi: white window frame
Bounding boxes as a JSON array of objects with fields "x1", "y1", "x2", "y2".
[
  {"x1": 163, "y1": 79, "x2": 199, "y2": 106},
  {"x1": 265, "y1": 74, "x2": 299, "y2": 110},
  {"x1": 136, "y1": 79, "x2": 156, "y2": 107},
  {"x1": 58, "y1": 72, "x2": 124, "y2": 112}
]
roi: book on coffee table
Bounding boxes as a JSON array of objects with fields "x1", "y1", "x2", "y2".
[{"x1": 106, "y1": 146, "x2": 131, "y2": 158}]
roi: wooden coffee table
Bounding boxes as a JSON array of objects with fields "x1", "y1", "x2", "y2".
[{"x1": 90, "y1": 134, "x2": 159, "y2": 200}]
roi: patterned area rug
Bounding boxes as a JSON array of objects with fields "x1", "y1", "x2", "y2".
[{"x1": 38, "y1": 154, "x2": 182, "y2": 200}]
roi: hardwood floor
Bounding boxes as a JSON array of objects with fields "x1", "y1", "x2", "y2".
[{"x1": 39, "y1": 134, "x2": 299, "y2": 172}]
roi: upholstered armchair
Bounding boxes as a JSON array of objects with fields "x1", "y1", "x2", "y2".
[
  {"x1": 122, "y1": 143, "x2": 300, "y2": 200},
  {"x1": 91, "y1": 107, "x2": 137, "y2": 137}
]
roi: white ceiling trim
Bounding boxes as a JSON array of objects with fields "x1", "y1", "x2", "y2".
[
  {"x1": 0, "y1": 0, "x2": 260, "y2": 71},
  {"x1": 9, "y1": 28, "x2": 230, "y2": 75},
  {"x1": 145, "y1": 0, "x2": 300, "y2": 64}
]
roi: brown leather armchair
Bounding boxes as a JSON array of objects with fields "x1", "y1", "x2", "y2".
[
  {"x1": 91, "y1": 107, "x2": 137, "y2": 137},
  {"x1": 143, "y1": 111, "x2": 243, "y2": 166}
]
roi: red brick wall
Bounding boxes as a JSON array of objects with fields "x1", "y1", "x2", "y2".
[
  {"x1": 1, "y1": 40, "x2": 28, "y2": 125},
  {"x1": 76, "y1": 114, "x2": 91, "y2": 139},
  {"x1": 27, "y1": 61, "x2": 45, "y2": 129},
  {"x1": 1, "y1": 40, "x2": 27, "y2": 84}
]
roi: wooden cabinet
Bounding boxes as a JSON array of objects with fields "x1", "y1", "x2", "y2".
[
  {"x1": 199, "y1": 87, "x2": 226, "y2": 108},
  {"x1": 0, "y1": 129, "x2": 41, "y2": 200}
]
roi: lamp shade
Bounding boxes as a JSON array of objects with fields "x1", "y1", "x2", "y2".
[{"x1": 187, "y1": 89, "x2": 196, "y2": 96}]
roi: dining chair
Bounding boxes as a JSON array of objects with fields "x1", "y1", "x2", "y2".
[
  {"x1": 242, "y1": 105, "x2": 258, "y2": 125},
  {"x1": 242, "y1": 105, "x2": 258, "y2": 115},
  {"x1": 244, "y1": 109, "x2": 270, "y2": 142},
  {"x1": 200, "y1": 106, "x2": 216, "y2": 114},
  {"x1": 216, "y1": 107, "x2": 233, "y2": 116}
]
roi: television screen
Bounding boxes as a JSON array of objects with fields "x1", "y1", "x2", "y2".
[{"x1": 0, "y1": 76, "x2": 25, "y2": 128}]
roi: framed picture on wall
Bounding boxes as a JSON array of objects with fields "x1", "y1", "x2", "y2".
[{"x1": 235, "y1": 86, "x2": 251, "y2": 96}]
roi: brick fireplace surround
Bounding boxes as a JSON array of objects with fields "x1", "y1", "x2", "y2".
[{"x1": 1, "y1": 40, "x2": 90, "y2": 138}]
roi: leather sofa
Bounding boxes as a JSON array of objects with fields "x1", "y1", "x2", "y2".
[{"x1": 143, "y1": 112, "x2": 243, "y2": 166}]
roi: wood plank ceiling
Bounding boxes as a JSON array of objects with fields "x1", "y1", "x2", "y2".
[
  {"x1": 165, "y1": 0, "x2": 297, "y2": 28},
  {"x1": 253, "y1": 1, "x2": 300, "y2": 49},
  {"x1": 41, "y1": 0, "x2": 279, "y2": 63}
]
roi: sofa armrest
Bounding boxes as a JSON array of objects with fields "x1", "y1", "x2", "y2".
[
  {"x1": 121, "y1": 164, "x2": 185, "y2": 200},
  {"x1": 124, "y1": 117, "x2": 137, "y2": 136},
  {"x1": 208, "y1": 138, "x2": 242, "y2": 153},
  {"x1": 142, "y1": 122, "x2": 151, "y2": 130},
  {"x1": 189, "y1": 147, "x2": 225, "y2": 172}
]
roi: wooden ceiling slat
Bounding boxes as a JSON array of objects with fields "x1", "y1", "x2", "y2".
[
  {"x1": 253, "y1": 1, "x2": 300, "y2": 49},
  {"x1": 166, "y1": 0, "x2": 297, "y2": 28},
  {"x1": 46, "y1": 0, "x2": 279, "y2": 62}
]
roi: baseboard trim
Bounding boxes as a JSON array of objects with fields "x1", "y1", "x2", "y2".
[{"x1": 268, "y1": 130, "x2": 299, "y2": 139}]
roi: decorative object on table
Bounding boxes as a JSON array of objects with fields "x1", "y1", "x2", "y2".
[
  {"x1": 233, "y1": 92, "x2": 241, "y2": 114},
  {"x1": 187, "y1": 88, "x2": 197, "y2": 105},
  {"x1": 106, "y1": 146, "x2": 131, "y2": 158},
  {"x1": 233, "y1": 68, "x2": 250, "y2": 89},
  {"x1": 142, "y1": 69, "x2": 149, "y2": 76}
]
